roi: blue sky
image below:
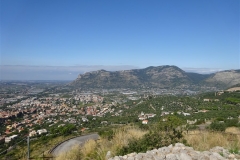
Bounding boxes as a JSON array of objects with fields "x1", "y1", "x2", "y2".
[{"x1": 0, "y1": 0, "x2": 239, "y2": 80}]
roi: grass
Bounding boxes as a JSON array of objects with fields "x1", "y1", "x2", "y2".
[
  {"x1": 5, "y1": 135, "x2": 74, "y2": 160},
  {"x1": 47, "y1": 127, "x2": 240, "y2": 160},
  {"x1": 55, "y1": 125, "x2": 148, "y2": 160},
  {"x1": 184, "y1": 127, "x2": 240, "y2": 153},
  {"x1": 57, "y1": 145, "x2": 82, "y2": 160},
  {"x1": 226, "y1": 127, "x2": 240, "y2": 134},
  {"x1": 110, "y1": 126, "x2": 147, "y2": 154}
]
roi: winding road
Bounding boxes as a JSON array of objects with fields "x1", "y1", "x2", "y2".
[{"x1": 51, "y1": 133, "x2": 99, "y2": 156}]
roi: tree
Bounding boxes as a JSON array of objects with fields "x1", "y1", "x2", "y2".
[{"x1": 159, "y1": 115, "x2": 184, "y2": 131}]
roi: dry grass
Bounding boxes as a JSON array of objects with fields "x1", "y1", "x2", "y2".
[
  {"x1": 55, "y1": 126, "x2": 148, "y2": 160},
  {"x1": 81, "y1": 139, "x2": 98, "y2": 157},
  {"x1": 57, "y1": 145, "x2": 82, "y2": 160},
  {"x1": 110, "y1": 126, "x2": 147, "y2": 154},
  {"x1": 185, "y1": 127, "x2": 240, "y2": 151},
  {"x1": 6, "y1": 135, "x2": 74, "y2": 160},
  {"x1": 55, "y1": 126, "x2": 240, "y2": 160},
  {"x1": 225, "y1": 127, "x2": 240, "y2": 134}
]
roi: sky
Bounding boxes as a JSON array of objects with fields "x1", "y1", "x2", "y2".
[{"x1": 0, "y1": 0, "x2": 239, "y2": 80}]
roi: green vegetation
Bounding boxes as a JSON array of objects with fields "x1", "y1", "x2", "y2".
[
  {"x1": 50, "y1": 124, "x2": 76, "y2": 136},
  {"x1": 2, "y1": 89, "x2": 240, "y2": 159},
  {"x1": 229, "y1": 142, "x2": 240, "y2": 154},
  {"x1": 117, "y1": 124, "x2": 183, "y2": 155},
  {"x1": 226, "y1": 97, "x2": 240, "y2": 104},
  {"x1": 210, "y1": 122, "x2": 226, "y2": 131}
]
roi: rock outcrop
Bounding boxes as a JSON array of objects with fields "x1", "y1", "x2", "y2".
[{"x1": 108, "y1": 143, "x2": 240, "y2": 160}]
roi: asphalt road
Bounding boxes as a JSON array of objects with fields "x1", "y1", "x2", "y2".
[{"x1": 51, "y1": 133, "x2": 99, "y2": 156}]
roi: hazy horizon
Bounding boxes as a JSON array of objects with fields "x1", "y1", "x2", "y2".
[
  {"x1": 0, "y1": 65, "x2": 230, "y2": 80},
  {"x1": 1, "y1": 0, "x2": 239, "y2": 80}
]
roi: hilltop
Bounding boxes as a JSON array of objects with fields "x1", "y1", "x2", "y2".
[{"x1": 70, "y1": 65, "x2": 240, "y2": 89}]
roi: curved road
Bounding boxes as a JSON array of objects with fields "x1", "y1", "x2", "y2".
[{"x1": 51, "y1": 133, "x2": 99, "y2": 156}]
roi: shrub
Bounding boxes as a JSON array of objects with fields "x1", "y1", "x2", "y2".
[
  {"x1": 229, "y1": 142, "x2": 239, "y2": 154},
  {"x1": 187, "y1": 125, "x2": 197, "y2": 130},
  {"x1": 117, "y1": 128, "x2": 183, "y2": 156},
  {"x1": 195, "y1": 119, "x2": 205, "y2": 125},
  {"x1": 210, "y1": 122, "x2": 226, "y2": 132},
  {"x1": 225, "y1": 119, "x2": 239, "y2": 127},
  {"x1": 216, "y1": 117, "x2": 225, "y2": 121},
  {"x1": 159, "y1": 115, "x2": 184, "y2": 131},
  {"x1": 98, "y1": 129, "x2": 114, "y2": 140}
]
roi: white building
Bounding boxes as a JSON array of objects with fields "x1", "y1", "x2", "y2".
[
  {"x1": 29, "y1": 130, "x2": 37, "y2": 137},
  {"x1": 82, "y1": 117, "x2": 89, "y2": 122},
  {"x1": 187, "y1": 119, "x2": 197, "y2": 125},
  {"x1": 37, "y1": 129, "x2": 47, "y2": 135},
  {"x1": 182, "y1": 112, "x2": 191, "y2": 116},
  {"x1": 5, "y1": 135, "x2": 18, "y2": 143},
  {"x1": 142, "y1": 120, "x2": 148, "y2": 124}
]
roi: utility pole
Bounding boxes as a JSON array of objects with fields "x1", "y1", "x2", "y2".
[{"x1": 27, "y1": 136, "x2": 30, "y2": 160}]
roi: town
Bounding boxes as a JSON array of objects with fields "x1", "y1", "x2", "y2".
[
  {"x1": 1, "y1": 81, "x2": 239, "y2": 159},
  {"x1": 0, "y1": 81, "x2": 217, "y2": 141}
]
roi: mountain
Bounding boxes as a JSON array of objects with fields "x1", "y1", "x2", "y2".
[
  {"x1": 185, "y1": 72, "x2": 212, "y2": 83},
  {"x1": 70, "y1": 65, "x2": 192, "y2": 89},
  {"x1": 70, "y1": 66, "x2": 240, "y2": 89},
  {"x1": 203, "y1": 70, "x2": 240, "y2": 88},
  {"x1": 228, "y1": 83, "x2": 240, "y2": 89}
]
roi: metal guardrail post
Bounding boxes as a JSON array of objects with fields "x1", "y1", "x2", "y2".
[{"x1": 27, "y1": 136, "x2": 30, "y2": 160}]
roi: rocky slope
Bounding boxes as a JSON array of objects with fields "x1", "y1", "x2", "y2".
[
  {"x1": 70, "y1": 66, "x2": 240, "y2": 89},
  {"x1": 108, "y1": 143, "x2": 240, "y2": 160},
  {"x1": 71, "y1": 65, "x2": 192, "y2": 89},
  {"x1": 204, "y1": 70, "x2": 240, "y2": 88}
]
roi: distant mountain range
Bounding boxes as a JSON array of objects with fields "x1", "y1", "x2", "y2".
[{"x1": 70, "y1": 65, "x2": 240, "y2": 89}]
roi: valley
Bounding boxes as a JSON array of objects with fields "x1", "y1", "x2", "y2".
[{"x1": 0, "y1": 66, "x2": 240, "y2": 159}]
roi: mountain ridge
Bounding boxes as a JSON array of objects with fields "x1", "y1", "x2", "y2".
[{"x1": 70, "y1": 65, "x2": 240, "y2": 89}]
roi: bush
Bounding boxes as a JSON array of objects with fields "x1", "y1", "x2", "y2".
[
  {"x1": 225, "y1": 119, "x2": 239, "y2": 127},
  {"x1": 195, "y1": 119, "x2": 205, "y2": 125},
  {"x1": 187, "y1": 125, "x2": 197, "y2": 130},
  {"x1": 216, "y1": 117, "x2": 225, "y2": 121},
  {"x1": 117, "y1": 128, "x2": 183, "y2": 156},
  {"x1": 159, "y1": 115, "x2": 184, "y2": 131},
  {"x1": 98, "y1": 129, "x2": 114, "y2": 140},
  {"x1": 210, "y1": 122, "x2": 226, "y2": 131}
]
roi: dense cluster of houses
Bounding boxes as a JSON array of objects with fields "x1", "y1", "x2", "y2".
[{"x1": 0, "y1": 93, "x2": 115, "y2": 144}]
